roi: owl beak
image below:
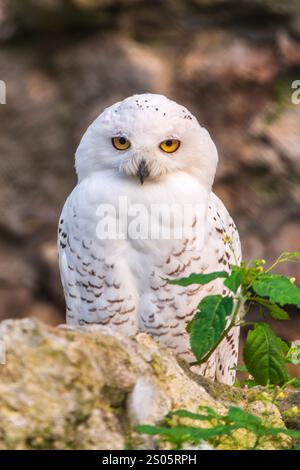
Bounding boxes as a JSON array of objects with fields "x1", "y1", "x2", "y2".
[{"x1": 137, "y1": 160, "x2": 149, "y2": 185}]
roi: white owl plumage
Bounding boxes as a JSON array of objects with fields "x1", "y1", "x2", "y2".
[{"x1": 58, "y1": 93, "x2": 241, "y2": 385}]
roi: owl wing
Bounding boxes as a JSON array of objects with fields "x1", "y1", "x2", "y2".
[
  {"x1": 197, "y1": 192, "x2": 242, "y2": 385},
  {"x1": 57, "y1": 190, "x2": 139, "y2": 335},
  {"x1": 145, "y1": 191, "x2": 241, "y2": 386}
]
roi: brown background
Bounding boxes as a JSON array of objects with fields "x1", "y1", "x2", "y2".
[{"x1": 0, "y1": 0, "x2": 300, "y2": 374}]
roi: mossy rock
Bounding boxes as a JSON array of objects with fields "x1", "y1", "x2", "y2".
[{"x1": 0, "y1": 318, "x2": 294, "y2": 449}]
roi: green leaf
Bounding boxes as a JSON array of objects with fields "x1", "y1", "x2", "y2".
[
  {"x1": 243, "y1": 379, "x2": 258, "y2": 388},
  {"x1": 137, "y1": 405, "x2": 300, "y2": 449},
  {"x1": 233, "y1": 378, "x2": 240, "y2": 387},
  {"x1": 137, "y1": 424, "x2": 239, "y2": 443},
  {"x1": 259, "y1": 427, "x2": 300, "y2": 439},
  {"x1": 224, "y1": 266, "x2": 244, "y2": 293},
  {"x1": 189, "y1": 295, "x2": 233, "y2": 362},
  {"x1": 254, "y1": 297, "x2": 290, "y2": 320},
  {"x1": 252, "y1": 274, "x2": 300, "y2": 308},
  {"x1": 226, "y1": 406, "x2": 300, "y2": 439},
  {"x1": 269, "y1": 305, "x2": 290, "y2": 320},
  {"x1": 276, "y1": 337, "x2": 290, "y2": 355},
  {"x1": 243, "y1": 323, "x2": 289, "y2": 386},
  {"x1": 227, "y1": 407, "x2": 261, "y2": 429},
  {"x1": 167, "y1": 271, "x2": 228, "y2": 287},
  {"x1": 197, "y1": 405, "x2": 220, "y2": 419}
]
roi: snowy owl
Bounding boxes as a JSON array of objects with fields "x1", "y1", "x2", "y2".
[{"x1": 58, "y1": 93, "x2": 241, "y2": 385}]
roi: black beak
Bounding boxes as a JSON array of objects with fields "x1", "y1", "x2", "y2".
[{"x1": 137, "y1": 160, "x2": 149, "y2": 185}]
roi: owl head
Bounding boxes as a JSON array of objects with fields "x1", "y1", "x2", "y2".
[{"x1": 75, "y1": 93, "x2": 218, "y2": 190}]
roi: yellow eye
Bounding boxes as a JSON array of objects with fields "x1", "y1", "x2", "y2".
[
  {"x1": 159, "y1": 139, "x2": 181, "y2": 154},
  {"x1": 112, "y1": 136, "x2": 131, "y2": 151}
]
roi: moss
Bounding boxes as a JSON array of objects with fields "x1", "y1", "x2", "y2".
[
  {"x1": 25, "y1": 430, "x2": 57, "y2": 450},
  {"x1": 149, "y1": 353, "x2": 168, "y2": 380},
  {"x1": 102, "y1": 385, "x2": 128, "y2": 409},
  {"x1": 277, "y1": 391, "x2": 300, "y2": 441}
]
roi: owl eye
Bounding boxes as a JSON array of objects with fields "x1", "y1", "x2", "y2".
[
  {"x1": 159, "y1": 139, "x2": 181, "y2": 154},
  {"x1": 112, "y1": 136, "x2": 131, "y2": 151}
]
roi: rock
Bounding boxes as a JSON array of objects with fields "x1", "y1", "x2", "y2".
[
  {"x1": 23, "y1": 302, "x2": 63, "y2": 326},
  {"x1": 0, "y1": 0, "x2": 16, "y2": 40},
  {"x1": 5, "y1": 0, "x2": 142, "y2": 32},
  {"x1": 213, "y1": 182, "x2": 238, "y2": 214},
  {"x1": 1, "y1": 0, "x2": 300, "y2": 367},
  {"x1": 7, "y1": 0, "x2": 300, "y2": 36},
  {"x1": 191, "y1": 1, "x2": 300, "y2": 37},
  {"x1": 0, "y1": 245, "x2": 36, "y2": 320},
  {"x1": 277, "y1": 31, "x2": 300, "y2": 67},
  {"x1": 278, "y1": 391, "x2": 300, "y2": 434},
  {"x1": 0, "y1": 286, "x2": 33, "y2": 322},
  {"x1": 251, "y1": 108, "x2": 300, "y2": 175},
  {"x1": 241, "y1": 234, "x2": 265, "y2": 262},
  {"x1": 0, "y1": 318, "x2": 293, "y2": 450},
  {"x1": 249, "y1": 0, "x2": 300, "y2": 36},
  {"x1": 267, "y1": 223, "x2": 300, "y2": 280},
  {"x1": 240, "y1": 143, "x2": 286, "y2": 176},
  {"x1": 37, "y1": 241, "x2": 64, "y2": 307},
  {"x1": 181, "y1": 30, "x2": 278, "y2": 85}
]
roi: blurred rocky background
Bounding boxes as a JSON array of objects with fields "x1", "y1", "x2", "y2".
[{"x1": 0, "y1": 0, "x2": 300, "y2": 367}]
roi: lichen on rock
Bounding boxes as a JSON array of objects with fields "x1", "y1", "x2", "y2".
[{"x1": 0, "y1": 318, "x2": 295, "y2": 449}]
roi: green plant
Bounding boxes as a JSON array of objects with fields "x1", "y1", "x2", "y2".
[
  {"x1": 137, "y1": 252, "x2": 300, "y2": 450},
  {"x1": 137, "y1": 405, "x2": 300, "y2": 450},
  {"x1": 168, "y1": 252, "x2": 300, "y2": 387}
]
